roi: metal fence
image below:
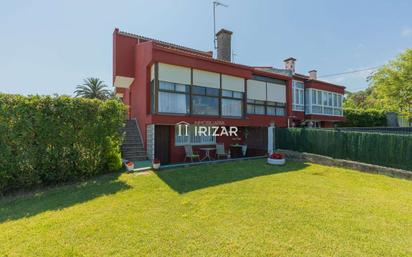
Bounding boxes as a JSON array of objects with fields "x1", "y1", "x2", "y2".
[
  {"x1": 333, "y1": 127, "x2": 412, "y2": 135},
  {"x1": 275, "y1": 127, "x2": 412, "y2": 171}
]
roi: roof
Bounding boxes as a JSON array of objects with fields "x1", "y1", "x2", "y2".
[
  {"x1": 216, "y1": 28, "x2": 233, "y2": 36},
  {"x1": 117, "y1": 29, "x2": 212, "y2": 57},
  {"x1": 284, "y1": 57, "x2": 297, "y2": 62},
  {"x1": 115, "y1": 28, "x2": 344, "y2": 88}
]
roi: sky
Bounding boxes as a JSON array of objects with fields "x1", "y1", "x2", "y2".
[{"x1": 1, "y1": 0, "x2": 411, "y2": 95}]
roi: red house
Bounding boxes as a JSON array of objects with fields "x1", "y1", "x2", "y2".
[{"x1": 113, "y1": 28, "x2": 345, "y2": 164}]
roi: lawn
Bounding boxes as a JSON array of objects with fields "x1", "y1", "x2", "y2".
[{"x1": 1, "y1": 160, "x2": 412, "y2": 257}]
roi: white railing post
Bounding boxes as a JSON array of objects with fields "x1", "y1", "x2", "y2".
[{"x1": 268, "y1": 123, "x2": 275, "y2": 154}]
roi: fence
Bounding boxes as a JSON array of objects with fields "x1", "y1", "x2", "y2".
[
  {"x1": 275, "y1": 128, "x2": 412, "y2": 171},
  {"x1": 334, "y1": 127, "x2": 412, "y2": 135}
]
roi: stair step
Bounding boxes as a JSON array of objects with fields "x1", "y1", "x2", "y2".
[
  {"x1": 121, "y1": 119, "x2": 147, "y2": 161},
  {"x1": 122, "y1": 149, "x2": 146, "y2": 155},
  {"x1": 122, "y1": 147, "x2": 144, "y2": 150},
  {"x1": 123, "y1": 155, "x2": 147, "y2": 159},
  {"x1": 123, "y1": 138, "x2": 142, "y2": 142},
  {"x1": 122, "y1": 143, "x2": 144, "y2": 147}
]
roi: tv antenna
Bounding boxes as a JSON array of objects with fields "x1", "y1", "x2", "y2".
[{"x1": 213, "y1": 1, "x2": 228, "y2": 50}]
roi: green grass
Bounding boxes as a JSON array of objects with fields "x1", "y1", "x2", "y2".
[{"x1": 1, "y1": 160, "x2": 412, "y2": 256}]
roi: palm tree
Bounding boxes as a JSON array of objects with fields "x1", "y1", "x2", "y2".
[{"x1": 74, "y1": 78, "x2": 111, "y2": 100}]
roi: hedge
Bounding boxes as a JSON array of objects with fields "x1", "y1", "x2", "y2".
[
  {"x1": 275, "y1": 128, "x2": 412, "y2": 171},
  {"x1": 340, "y1": 108, "x2": 387, "y2": 127},
  {"x1": 0, "y1": 94, "x2": 126, "y2": 194}
]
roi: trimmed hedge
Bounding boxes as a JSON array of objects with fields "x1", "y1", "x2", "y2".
[
  {"x1": 0, "y1": 94, "x2": 126, "y2": 194},
  {"x1": 340, "y1": 108, "x2": 387, "y2": 127},
  {"x1": 275, "y1": 128, "x2": 412, "y2": 171}
]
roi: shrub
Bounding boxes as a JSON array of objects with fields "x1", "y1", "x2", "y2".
[
  {"x1": 275, "y1": 128, "x2": 412, "y2": 171},
  {"x1": 0, "y1": 94, "x2": 126, "y2": 194},
  {"x1": 340, "y1": 108, "x2": 387, "y2": 127}
]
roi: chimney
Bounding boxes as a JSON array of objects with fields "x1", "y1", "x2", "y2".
[
  {"x1": 216, "y1": 29, "x2": 233, "y2": 62},
  {"x1": 284, "y1": 57, "x2": 296, "y2": 73},
  {"x1": 308, "y1": 70, "x2": 317, "y2": 80}
]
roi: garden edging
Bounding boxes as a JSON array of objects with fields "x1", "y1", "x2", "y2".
[{"x1": 277, "y1": 149, "x2": 412, "y2": 180}]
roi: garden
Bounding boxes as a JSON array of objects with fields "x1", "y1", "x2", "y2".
[{"x1": 1, "y1": 159, "x2": 411, "y2": 256}]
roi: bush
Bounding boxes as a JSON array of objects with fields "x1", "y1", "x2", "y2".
[
  {"x1": 275, "y1": 128, "x2": 412, "y2": 171},
  {"x1": 340, "y1": 108, "x2": 387, "y2": 127},
  {"x1": 0, "y1": 94, "x2": 126, "y2": 194}
]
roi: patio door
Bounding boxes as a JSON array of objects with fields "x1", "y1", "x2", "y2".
[
  {"x1": 155, "y1": 125, "x2": 170, "y2": 164},
  {"x1": 245, "y1": 127, "x2": 267, "y2": 156}
]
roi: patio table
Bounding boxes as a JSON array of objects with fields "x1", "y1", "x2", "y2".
[{"x1": 199, "y1": 147, "x2": 216, "y2": 161}]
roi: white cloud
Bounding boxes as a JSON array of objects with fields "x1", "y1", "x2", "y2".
[{"x1": 401, "y1": 27, "x2": 412, "y2": 37}]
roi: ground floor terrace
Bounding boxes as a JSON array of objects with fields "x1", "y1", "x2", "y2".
[{"x1": 147, "y1": 124, "x2": 272, "y2": 164}]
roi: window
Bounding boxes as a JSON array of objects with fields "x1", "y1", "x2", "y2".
[
  {"x1": 317, "y1": 91, "x2": 322, "y2": 105},
  {"x1": 247, "y1": 99, "x2": 285, "y2": 116},
  {"x1": 322, "y1": 92, "x2": 328, "y2": 106},
  {"x1": 175, "y1": 125, "x2": 216, "y2": 146},
  {"x1": 191, "y1": 86, "x2": 219, "y2": 115},
  {"x1": 306, "y1": 88, "x2": 343, "y2": 116},
  {"x1": 333, "y1": 93, "x2": 338, "y2": 107},
  {"x1": 292, "y1": 81, "x2": 304, "y2": 111},
  {"x1": 266, "y1": 101, "x2": 285, "y2": 116},
  {"x1": 312, "y1": 90, "x2": 316, "y2": 104},
  {"x1": 328, "y1": 93, "x2": 333, "y2": 106},
  {"x1": 221, "y1": 89, "x2": 243, "y2": 117},
  {"x1": 247, "y1": 99, "x2": 265, "y2": 115},
  {"x1": 158, "y1": 81, "x2": 189, "y2": 114}
]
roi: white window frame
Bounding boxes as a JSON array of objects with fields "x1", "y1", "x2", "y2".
[
  {"x1": 292, "y1": 80, "x2": 305, "y2": 112},
  {"x1": 175, "y1": 125, "x2": 216, "y2": 146},
  {"x1": 305, "y1": 88, "x2": 343, "y2": 117}
]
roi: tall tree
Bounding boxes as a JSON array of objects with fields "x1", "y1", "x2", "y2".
[
  {"x1": 369, "y1": 49, "x2": 412, "y2": 116},
  {"x1": 74, "y1": 78, "x2": 111, "y2": 100},
  {"x1": 343, "y1": 87, "x2": 374, "y2": 109}
]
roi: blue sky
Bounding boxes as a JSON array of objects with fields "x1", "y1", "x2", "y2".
[{"x1": 1, "y1": 0, "x2": 411, "y2": 95}]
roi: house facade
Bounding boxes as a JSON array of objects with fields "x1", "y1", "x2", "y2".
[{"x1": 113, "y1": 28, "x2": 345, "y2": 164}]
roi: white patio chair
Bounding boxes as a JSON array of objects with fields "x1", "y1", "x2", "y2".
[
  {"x1": 184, "y1": 145, "x2": 200, "y2": 162},
  {"x1": 216, "y1": 143, "x2": 229, "y2": 159}
]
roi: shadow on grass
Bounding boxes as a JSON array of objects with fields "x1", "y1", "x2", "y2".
[
  {"x1": 0, "y1": 173, "x2": 131, "y2": 223},
  {"x1": 156, "y1": 159, "x2": 309, "y2": 194}
]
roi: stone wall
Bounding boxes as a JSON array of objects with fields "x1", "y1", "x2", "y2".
[{"x1": 278, "y1": 149, "x2": 412, "y2": 180}]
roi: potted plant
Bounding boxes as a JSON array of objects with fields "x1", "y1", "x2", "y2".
[
  {"x1": 152, "y1": 158, "x2": 161, "y2": 170},
  {"x1": 267, "y1": 152, "x2": 285, "y2": 165},
  {"x1": 124, "y1": 161, "x2": 135, "y2": 171}
]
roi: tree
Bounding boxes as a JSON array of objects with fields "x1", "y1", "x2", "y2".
[
  {"x1": 74, "y1": 78, "x2": 111, "y2": 100},
  {"x1": 369, "y1": 49, "x2": 412, "y2": 117},
  {"x1": 343, "y1": 88, "x2": 374, "y2": 109}
]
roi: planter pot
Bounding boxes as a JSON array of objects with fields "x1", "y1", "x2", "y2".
[
  {"x1": 267, "y1": 158, "x2": 285, "y2": 165},
  {"x1": 125, "y1": 163, "x2": 135, "y2": 171},
  {"x1": 152, "y1": 163, "x2": 161, "y2": 170}
]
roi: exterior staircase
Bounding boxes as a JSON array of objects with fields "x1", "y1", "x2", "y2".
[{"x1": 121, "y1": 119, "x2": 147, "y2": 161}]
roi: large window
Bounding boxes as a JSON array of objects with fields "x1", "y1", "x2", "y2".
[
  {"x1": 221, "y1": 89, "x2": 243, "y2": 117},
  {"x1": 191, "y1": 86, "x2": 219, "y2": 115},
  {"x1": 247, "y1": 99, "x2": 285, "y2": 116},
  {"x1": 306, "y1": 88, "x2": 343, "y2": 116},
  {"x1": 175, "y1": 125, "x2": 216, "y2": 146},
  {"x1": 158, "y1": 81, "x2": 190, "y2": 114},
  {"x1": 292, "y1": 81, "x2": 305, "y2": 111}
]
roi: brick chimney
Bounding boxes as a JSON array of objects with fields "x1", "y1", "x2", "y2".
[
  {"x1": 216, "y1": 29, "x2": 232, "y2": 62},
  {"x1": 308, "y1": 70, "x2": 317, "y2": 80},
  {"x1": 284, "y1": 57, "x2": 296, "y2": 73}
]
